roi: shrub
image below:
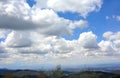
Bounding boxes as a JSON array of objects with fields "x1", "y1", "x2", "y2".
[{"x1": 52, "y1": 65, "x2": 64, "y2": 78}]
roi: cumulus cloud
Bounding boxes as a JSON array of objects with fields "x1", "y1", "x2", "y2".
[
  {"x1": 0, "y1": 31, "x2": 120, "y2": 65},
  {"x1": 35, "y1": 0, "x2": 102, "y2": 17},
  {"x1": 35, "y1": 0, "x2": 48, "y2": 8},
  {"x1": 0, "y1": 0, "x2": 102, "y2": 36},
  {"x1": 69, "y1": 20, "x2": 88, "y2": 29},
  {"x1": 47, "y1": 0, "x2": 102, "y2": 17},
  {"x1": 103, "y1": 31, "x2": 120, "y2": 40},
  {"x1": 0, "y1": 0, "x2": 34, "y2": 30},
  {"x1": 0, "y1": 0, "x2": 72, "y2": 36},
  {"x1": 0, "y1": 0, "x2": 7, "y2": 2},
  {"x1": 3, "y1": 31, "x2": 32, "y2": 48},
  {"x1": 103, "y1": 31, "x2": 113, "y2": 40},
  {"x1": 50, "y1": 38, "x2": 74, "y2": 54},
  {"x1": 98, "y1": 31, "x2": 120, "y2": 56},
  {"x1": 32, "y1": 9, "x2": 72, "y2": 36},
  {"x1": 0, "y1": 45, "x2": 5, "y2": 53},
  {"x1": 1, "y1": 0, "x2": 120, "y2": 66},
  {"x1": 0, "y1": 44, "x2": 8, "y2": 59},
  {"x1": 99, "y1": 41, "x2": 115, "y2": 54},
  {"x1": 0, "y1": 29, "x2": 10, "y2": 39},
  {"x1": 78, "y1": 31, "x2": 99, "y2": 49}
]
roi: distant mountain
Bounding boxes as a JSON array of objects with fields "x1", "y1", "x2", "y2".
[
  {"x1": 0, "y1": 63, "x2": 120, "y2": 78},
  {"x1": 13, "y1": 70, "x2": 40, "y2": 77},
  {"x1": 0, "y1": 69, "x2": 120, "y2": 78},
  {"x1": 63, "y1": 62, "x2": 120, "y2": 72},
  {"x1": 0, "y1": 69, "x2": 15, "y2": 75},
  {"x1": 65, "y1": 71, "x2": 117, "y2": 78}
]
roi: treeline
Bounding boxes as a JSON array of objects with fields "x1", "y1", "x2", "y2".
[
  {"x1": 0, "y1": 66, "x2": 120, "y2": 78},
  {"x1": 0, "y1": 65, "x2": 63, "y2": 78}
]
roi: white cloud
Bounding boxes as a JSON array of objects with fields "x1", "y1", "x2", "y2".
[
  {"x1": 78, "y1": 31, "x2": 99, "y2": 49},
  {"x1": 113, "y1": 40, "x2": 120, "y2": 48},
  {"x1": 0, "y1": 0, "x2": 72, "y2": 36},
  {"x1": 113, "y1": 15, "x2": 120, "y2": 21},
  {"x1": 0, "y1": 0, "x2": 120, "y2": 66},
  {"x1": 99, "y1": 40, "x2": 115, "y2": 53},
  {"x1": 35, "y1": 0, "x2": 103, "y2": 17},
  {"x1": 0, "y1": 0, "x2": 102, "y2": 37},
  {"x1": 34, "y1": 0, "x2": 48, "y2": 8},
  {"x1": 0, "y1": 0, "x2": 34, "y2": 30},
  {"x1": 106, "y1": 15, "x2": 120, "y2": 21},
  {"x1": 103, "y1": 31, "x2": 113, "y2": 40},
  {"x1": 69, "y1": 20, "x2": 88, "y2": 29},
  {"x1": 50, "y1": 38, "x2": 74, "y2": 54},
  {"x1": 116, "y1": 16, "x2": 120, "y2": 21},
  {"x1": 0, "y1": 0, "x2": 7, "y2": 2},
  {"x1": 3, "y1": 31, "x2": 32, "y2": 48},
  {"x1": 0, "y1": 29, "x2": 10, "y2": 39},
  {"x1": 105, "y1": 16, "x2": 110, "y2": 20},
  {"x1": 0, "y1": 31, "x2": 120, "y2": 65},
  {"x1": 99, "y1": 31, "x2": 120, "y2": 56},
  {"x1": 47, "y1": 0, "x2": 102, "y2": 17},
  {"x1": 31, "y1": 9, "x2": 72, "y2": 36},
  {"x1": 103, "y1": 31, "x2": 120, "y2": 40}
]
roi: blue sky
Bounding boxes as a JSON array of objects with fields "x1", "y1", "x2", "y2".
[
  {"x1": 0, "y1": 0, "x2": 120, "y2": 69},
  {"x1": 26, "y1": 0, "x2": 120, "y2": 41},
  {"x1": 58, "y1": 0, "x2": 120, "y2": 41}
]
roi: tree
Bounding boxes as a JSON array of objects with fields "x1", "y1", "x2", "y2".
[
  {"x1": 4, "y1": 73, "x2": 13, "y2": 78},
  {"x1": 52, "y1": 65, "x2": 64, "y2": 78},
  {"x1": 38, "y1": 73, "x2": 46, "y2": 78},
  {"x1": 24, "y1": 75, "x2": 29, "y2": 78}
]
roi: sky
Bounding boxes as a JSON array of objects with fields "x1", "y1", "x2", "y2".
[{"x1": 0, "y1": 0, "x2": 120, "y2": 69}]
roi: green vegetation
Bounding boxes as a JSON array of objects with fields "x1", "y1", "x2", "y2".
[
  {"x1": 38, "y1": 73, "x2": 46, "y2": 78},
  {"x1": 52, "y1": 65, "x2": 64, "y2": 78},
  {"x1": 0, "y1": 66, "x2": 120, "y2": 78},
  {"x1": 4, "y1": 73, "x2": 13, "y2": 78}
]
